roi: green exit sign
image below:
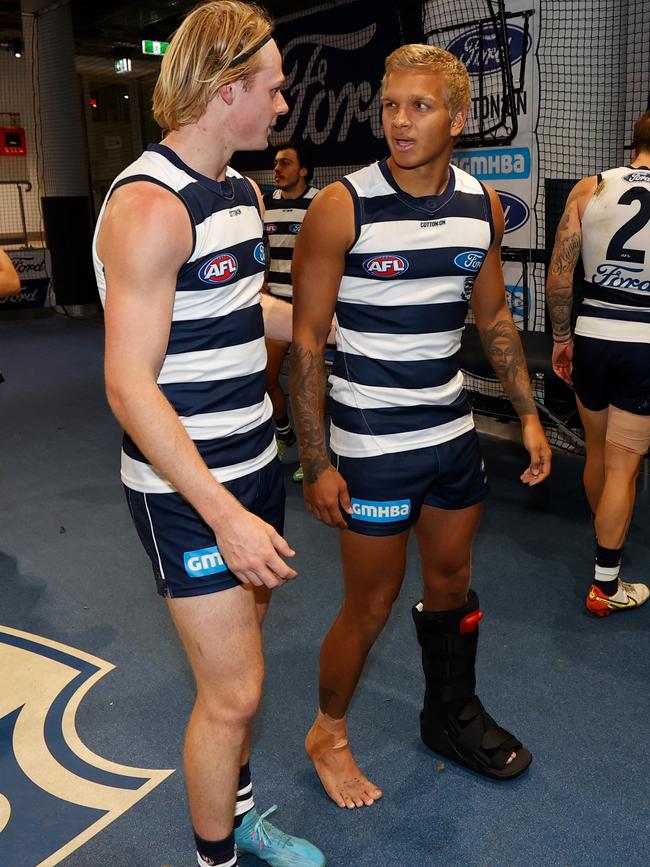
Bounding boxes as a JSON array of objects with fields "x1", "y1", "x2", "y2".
[{"x1": 142, "y1": 40, "x2": 169, "y2": 56}]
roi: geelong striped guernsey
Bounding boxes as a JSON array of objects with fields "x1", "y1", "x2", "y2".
[
  {"x1": 263, "y1": 186, "x2": 319, "y2": 298},
  {"x1": 330, "y1": 159, "x2": 493, "y2": 459},
  {"x1": 576, "y1": 165, "x2": 650, "y2": 343},
  {"x1": 92, "y1": 143, "x2": 276, "y2": 494}
]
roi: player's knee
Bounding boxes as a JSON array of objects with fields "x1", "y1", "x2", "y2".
[
  {"x1": 427, "y1": 560, "x2": 471, "y2": 592},
  {"x1": 198, "y1": 675, "x2": 263, "y2": 728},
  {"x1": 606, "y1": 406, "x2": 650, "y2": 459},
  {"x1": 347, "y1": 590, "x2": 398, "y2": 635}
]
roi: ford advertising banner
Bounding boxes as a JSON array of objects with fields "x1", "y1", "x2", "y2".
[
  {"x1": 445, "y1": 1, "x2": 540, "y2": 327},
  {"x1": 233, "y1": 1, "x2": 401, "y2": 171},
  {"x1": 0, "y1": 249, "x2": 52, "y2": 311}
]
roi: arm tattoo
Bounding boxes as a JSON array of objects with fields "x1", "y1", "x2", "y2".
[
  {"x1": 289, "y1": 344, "x2": 330, "y2": 484},
  {"x1": 547, "y1": 208, "x2": 581, "y2": 340},
  {"x1": 479, "y1": 319, "x2": 536, "y2": 417},
  {"x1": 549, "y1": 230, "x2": 581, "y2": 278}
]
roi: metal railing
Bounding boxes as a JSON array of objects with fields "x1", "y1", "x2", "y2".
[{"x1": 0, "y1": 180, "x2": 32, "y2": 247}]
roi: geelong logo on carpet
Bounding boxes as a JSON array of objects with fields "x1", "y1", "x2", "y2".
[{"x1": 0, "y1": 626, "x2": 173, "y2": 866}]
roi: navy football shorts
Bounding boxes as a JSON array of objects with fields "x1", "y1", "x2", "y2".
[
  {"x1": 332, "y1": 429, "x2": 489, "y2": 537},
  {"x1": 573, "y1": 335, "x2": 650, "y2": 415},
  {"x1": 125, "y1": 458, "x2": 285, "y2": 598}
]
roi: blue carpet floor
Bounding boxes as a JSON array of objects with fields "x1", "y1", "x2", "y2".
[{"x1": 1, "y1": 315, "x2": 649, "y2": 867}]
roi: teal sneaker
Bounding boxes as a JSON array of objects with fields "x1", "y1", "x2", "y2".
[
  {"x1": 234, "y1": 805, "x2": 325, "y2": 866},
  {"x1": 292, "y1": 464, "x2": 304, "y2": 483}
]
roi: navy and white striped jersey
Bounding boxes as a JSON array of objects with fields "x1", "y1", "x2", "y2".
[
  {"x1": 92, "y1": 143, "x2": 276, "y2": 493},
  {"x1": 263, "y1": 186, "x2": 319, "y2": 298},
  {"x1": 576, "y1": 165, "x2": 650, "y2": 343},
  {"x1": 330, "y1": 159, "x2": 493, "y2": 459}
]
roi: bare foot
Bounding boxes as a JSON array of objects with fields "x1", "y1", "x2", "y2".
[{"x1": 306, "y1": 726, "x2": 382, "y2": 808}]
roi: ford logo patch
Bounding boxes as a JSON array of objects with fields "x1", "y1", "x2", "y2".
[
  {"x1": 497, "y1": 191, "x2": 530, "y2": 234},
  {"x1": 447, "y1": 24, "x2": 531, "y2": 76},
  {"x1": 253, "y1": 242, "x2": 266, "y2": 265},
  {"x1": 454, "y1": 251, "x2": 486, "y2": 272}
]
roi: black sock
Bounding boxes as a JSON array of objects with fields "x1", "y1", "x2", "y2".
[
  {"x1": 233, "y1": 761, "x2": 254, "y2": 829},
  {"x1": 195, "y1": 830, "x2": 236, "y2": 867},
  {"x1": 275, "y1": 415, "x2": 290, "y2": 432},
  {"x1": 594, "y1": 543, "x2": 623, "y2": 595}
]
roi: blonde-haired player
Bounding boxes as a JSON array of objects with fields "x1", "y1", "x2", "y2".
[{"x1": 94, "y1": 3, "x2": 324, "y2": 864}]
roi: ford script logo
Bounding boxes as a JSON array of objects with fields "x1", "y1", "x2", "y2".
[
  {"x1": 624, "y1": 171, "x2": 650, "y2": 184},
  {"x1": 447, "y1": 24, "x2": 531, "y2": 76},
  {"x1": 253, "y1": 241, "x2": 266, "y2": 265},
  {"x1": 199, "y1": 253, "x2": 239, "y2": 284},
  {"x1": 497, "y1": 191, "x2": 530, "y2": 234},
  {"x1": 362, "y1": 255, "x2": 409, "y2": 278},
  {"x1": 454, "y1": 251, "x2": 485, "y2": 272},
  {"x1": 289, "y1": 223, "x2": 301, "y2": 234}
]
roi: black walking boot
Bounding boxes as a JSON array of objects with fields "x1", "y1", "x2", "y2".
[{"x1": 412, "y1": 591, "x2": 532, "y2": 780}]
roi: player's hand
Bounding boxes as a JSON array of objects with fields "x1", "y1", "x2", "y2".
[
  {"x1": 520, "y1": 417, "x2": 552, "y2": 486},
  {"x1": 552, "y1": 339, "x2": 573, "y2": 386},
  {"x1": 214, "y1": 507, "x2": 297, "y2": 588},
  {"x1": 303, "y1": 465, "x2": 352, "y2": 529}
]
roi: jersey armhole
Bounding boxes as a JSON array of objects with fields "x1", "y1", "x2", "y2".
[
  {"x1": 340, "y1": 178, "x2": 361, "y2": 252},
  {"x1": 478, "y1": 181, "x2": 495, "y2": 247},
  {"x1": 241, "y1": 176, "x2": 263, "y2": 218},
  {"x1": 111, "y1": 174, "x2": 197, "y2": 257}
]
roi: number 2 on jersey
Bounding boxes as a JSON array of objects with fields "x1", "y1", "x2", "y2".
[{"x1": 606, "y1": 186, "x2": 650, "y2": 264}]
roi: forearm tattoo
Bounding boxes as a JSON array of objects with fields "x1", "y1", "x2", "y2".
[
  {"x1": 479, "y1": 319, "x2": 536, "y2": 417},
  {"x1": 289, "y1": 344, "x2": 330, "y2": 484},
  {"x1": 547, "y1": 206, "x2": 581, "y2": 340}
]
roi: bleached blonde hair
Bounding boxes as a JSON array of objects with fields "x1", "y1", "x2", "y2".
[{"x1": 153, "y1": 1, "x2": 273, "y2": 131}]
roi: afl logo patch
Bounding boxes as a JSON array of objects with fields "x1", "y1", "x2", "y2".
[
  {"x1": 254, "y1": 242, "x2": 266, "y2": 265},
  {"x1": 454, "y1": 250, "x2": 485, "y2": 272},
  {"x1": 289, "y1": 223, "x2": 301, "y2": 234},
  {"x1": 362, "y1": 255, "x2": 409, "y2": 278},
  {"x1": 199, "y1": 254, "x2": 238, "y2": 284},
  {"x1": 266, "y1": 223, "x2": 278, "y2": 234},
  {"x1": 497, "y1": 191, "x2": 530, "y2": 234}
]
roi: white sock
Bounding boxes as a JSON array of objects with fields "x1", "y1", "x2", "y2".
[{"x1": 197, "y1": 850, "x2": 237, "y2": 867}]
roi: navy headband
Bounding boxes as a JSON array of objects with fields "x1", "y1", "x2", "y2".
[{"x1": 226, "y1": 31, "x2": 273, "y2": 69}]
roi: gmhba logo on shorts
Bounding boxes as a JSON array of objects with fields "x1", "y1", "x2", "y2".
[
  {"x1": 351, "y1": 497, "x2": 411, "y2": 523},
  {"x1": 184, "y1": 545, "x2": 228, "y2": 577}
]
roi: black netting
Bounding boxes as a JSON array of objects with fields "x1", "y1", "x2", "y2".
[
  {"x1": 536, "y1": 0, "x2": 649, "y2": 259},
  {"x1": 424, "y1": 0, "x2": 525, "y2": 146}
]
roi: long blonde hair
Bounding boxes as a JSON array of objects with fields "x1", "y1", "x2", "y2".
[{"x1": 153, "y1": 1, "x2": 274, "y2": 131}]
